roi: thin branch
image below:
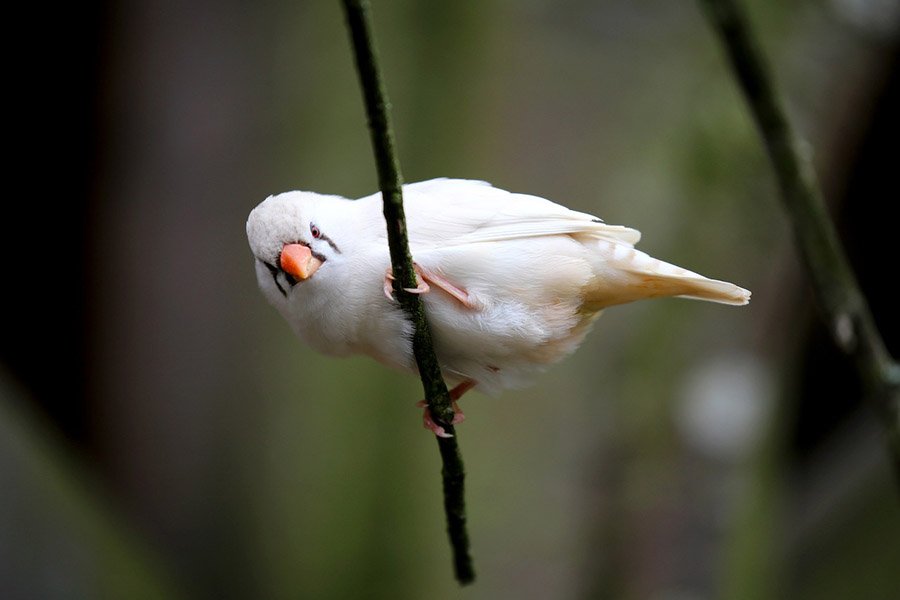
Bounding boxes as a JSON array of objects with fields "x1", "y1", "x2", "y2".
[
  {"x1": 698, "y1": 0, "x2": 900, "y2": 479},
  {"x1": 340, "y1": 0, "x2": 475, "y2": 584}
]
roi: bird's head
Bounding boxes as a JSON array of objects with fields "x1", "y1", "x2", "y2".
[{"x1": 246, "y1": 191, "x2": 349, "y2": 302}]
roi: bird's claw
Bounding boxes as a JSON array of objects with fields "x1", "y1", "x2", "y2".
[
  {"x1": 383, "y1": 272, "x2": 396, "y2": 301},
  {"x1": 404, "y1": 280, "x2": 430, "y2": 294},
  {"x1": 421, "y1": 407, "x2": 453, "y2": 438},
  {"x1": 418, "y1": 400, "x2": 465, "y2": 438},
  {"x1": 383, "y1": 265, "x2": 430, "y2": 301}
]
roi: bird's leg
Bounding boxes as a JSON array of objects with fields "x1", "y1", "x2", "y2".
[
  {"x1": 383, "y1": 264, "x2": 477, "y2": 309},
  {"x1": 417, "y1": 380, "x2": 476, "y2": 437},
  {"x1": 412, "y1": 264, "x2": 477, "y2": 310},
  {"x1": 383, "y1": 267, "x2": 429, "y2": 301}
]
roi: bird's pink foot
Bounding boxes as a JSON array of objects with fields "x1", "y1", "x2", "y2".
[
  {"x1": 383, "y1": 267, "x2": 430, "y2": 301},
  {"x1": 413, "y1": 264, "x2": 478, "y2": 310},
  {"x1": 416, "y1": 380, "x2": 476, "y2": 437},
  {"x1": 420, "y1": 405, "x2": 453, "y2": 438},
  {"x1": 451, "y1": 401, "x2": 466, "y2": 424}
]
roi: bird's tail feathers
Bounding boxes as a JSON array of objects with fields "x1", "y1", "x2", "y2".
[{"x1": 584, "y1": 241, "x2": 751, "y2": 309}]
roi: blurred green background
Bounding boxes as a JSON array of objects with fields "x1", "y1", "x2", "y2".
[{"x1": 2, "y1": 1, "x2": 898, "y2": 598}]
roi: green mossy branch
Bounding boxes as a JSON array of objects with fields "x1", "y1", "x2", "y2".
[
  {"x1": 698, "y1": 0, "x2": 900, "y2": 479},
  {"x1": 341, "y1": 0, "x2": 475, "y2": 584}
]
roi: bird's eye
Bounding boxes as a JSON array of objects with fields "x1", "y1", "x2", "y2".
[{"x1": 310, "y1": 224, "x2": 321, "y2": 239}]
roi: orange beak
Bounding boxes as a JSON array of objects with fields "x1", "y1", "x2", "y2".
[{"x1": 280, "y1": 243, "x2": 323, "y2": 281}]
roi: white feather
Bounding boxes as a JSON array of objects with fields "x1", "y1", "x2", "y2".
[{"x1": 377, "y1": 179, "x2": 641, "y2": 247}]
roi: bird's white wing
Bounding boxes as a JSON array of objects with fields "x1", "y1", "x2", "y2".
[{"x1": 377, "y1": 179, "x2": 641, "y2": 249}]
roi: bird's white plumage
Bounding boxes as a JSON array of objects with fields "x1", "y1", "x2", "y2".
[
  {"x1": 247, "y1": 178, "x2": 750, "y2": 394},
  {"x1": 359, "y1": 179, "x2": 643, "y2": 249}
]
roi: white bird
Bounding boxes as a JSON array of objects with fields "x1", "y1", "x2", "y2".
[{"x1": 247, "y1": 178, "x2": 750, "y2": 436}]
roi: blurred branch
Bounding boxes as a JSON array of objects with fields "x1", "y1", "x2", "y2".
[
  {"x1": 698, "y1": 0, "x2": 900, "y2": 480},
  {"x1": 340, "y1": 0, "x2": 475, "y2": 584}
]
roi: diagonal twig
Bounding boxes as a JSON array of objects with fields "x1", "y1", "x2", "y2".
[
  {"x1": 698, "y1": 0, "x2": 900, "y2": 481},
  {"x1": 340, "y1": 0, "x2": 475, "y2": 584}
]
